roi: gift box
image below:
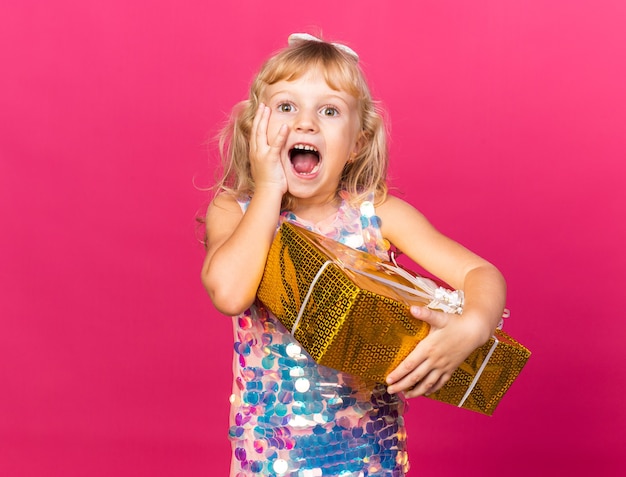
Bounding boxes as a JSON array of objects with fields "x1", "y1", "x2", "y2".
[{"x1": 258, "y1": 222, "x2": 530, "y2": 415}]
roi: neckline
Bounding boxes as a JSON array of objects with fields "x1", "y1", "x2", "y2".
[{"x1": 282, "y1": 198, "x2": 347, "y2": 231}]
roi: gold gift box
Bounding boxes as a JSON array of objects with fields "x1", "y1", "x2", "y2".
[{"x1": 258, "y1": 222, "x2": 530, "y2": 415}]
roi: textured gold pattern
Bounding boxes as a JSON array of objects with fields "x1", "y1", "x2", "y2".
[
  {"x1": 258, "y1": 222, "x2": 530, "y2": 415},
  {"x1": 426, "y1": 329, "x2": 530, "y2": 415}
]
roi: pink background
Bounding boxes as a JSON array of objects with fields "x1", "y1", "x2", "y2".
[{"x1": 1, "y1": 1, "x2": 625, "y2": 476}]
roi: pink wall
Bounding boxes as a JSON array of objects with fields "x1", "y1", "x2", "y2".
[{"x1": 1, "y1": 1, "x2": 624, "y2": 476}]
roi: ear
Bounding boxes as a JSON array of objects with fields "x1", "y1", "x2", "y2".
[{"x1": 351, "y1": 131, "x2": 365, "y2": 159}]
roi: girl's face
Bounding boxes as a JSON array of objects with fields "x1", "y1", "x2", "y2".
[{"x1": 261, "y1": 68, "x2": 361, "y2": 206}]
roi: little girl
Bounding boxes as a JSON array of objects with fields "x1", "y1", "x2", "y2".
[{"x1": 202, "y1": 33, "x2": 506, "y2": 477}]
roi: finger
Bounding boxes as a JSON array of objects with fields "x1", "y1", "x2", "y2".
[
  {"x1": 386, "y1": 346, "x2": 425, "y2": 386},
  {"x1": 270, "y1": 124, "x2": 289, "y2": 152},
  {"x1": 255, "y1": 105, "x2": 271, "y2": 144},
  {"x1": 250, "y1": 103, "x2": 264, "y2": 135},
  {"x1": 403, "y1": 369, "x2": 442, "y2": 398},
  {"x1": 386, "y1": 326, "x2": 441, "y2": 386},
  {"x1": 410, "y1": 306, "x2": 448, "y2": 329},
  {"x1": 250, "y1": 103, "x2": 267, "y2": 152},
  {"x1": 424, "y1": 371, "x2": 452, "y2": 396},
  {"x1": 386, "y1": 354, "x2": 431, "y2": 394}
]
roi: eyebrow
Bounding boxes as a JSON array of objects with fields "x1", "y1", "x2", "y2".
[{"x1": 265, "y1": 89, "x2": 354, "y2": 107}]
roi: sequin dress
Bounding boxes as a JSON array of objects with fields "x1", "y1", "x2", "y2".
[{"x1": 229, "y1": 194, "x2": 410, "y2": 477}]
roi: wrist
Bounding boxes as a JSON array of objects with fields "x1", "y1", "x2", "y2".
[
  {"x1": 460, "y1": 311, "x2": 497, "y2": 347},
  {"x1": 252, "y1": 185, "x2": 285, "y2": 202}
]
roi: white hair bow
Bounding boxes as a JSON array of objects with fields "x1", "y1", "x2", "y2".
[{"x1": 288, "y1": 33, "x2": 359, "y2": 62}]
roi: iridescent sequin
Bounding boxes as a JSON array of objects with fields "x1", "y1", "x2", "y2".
[{"x1": 228, "y1": 196, "x2": 409, "y2": 476}]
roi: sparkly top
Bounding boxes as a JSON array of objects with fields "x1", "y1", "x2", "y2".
[{"x1": 229, "y1": 193, "x2": 410, "y2": 477}]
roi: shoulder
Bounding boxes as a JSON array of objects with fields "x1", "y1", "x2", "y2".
[
  {"x1": 205, "y1": 191, "x2": 245, "y2": 230},
  {"x1": 376, "y1": 194, "x2": 428, "y2": 223},
  {"x1": 203, "y1": 192, "x2": 247, "y2": 255},
  {"x1": 376, "y1": 194, "x2": 438, "y2": 243},
  {"x1": 207, "y1": 191, "x2": 246, "y2": 216}
]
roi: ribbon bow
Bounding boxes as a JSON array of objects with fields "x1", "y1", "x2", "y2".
[{"x1": 288, "y1": 33, "x2": 359, "y2": 62}]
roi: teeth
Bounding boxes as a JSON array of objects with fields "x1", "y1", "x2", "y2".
[{"x1": 292, "y1": 144, "x2": 318, "y2": 153}]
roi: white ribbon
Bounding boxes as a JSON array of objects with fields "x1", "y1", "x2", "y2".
[
  {"x1": 351, "y1": 262, "x2": 465, "y2": 314},
  {"x1": 292, "y1": 260, "x2": 334, "y2": 335},
  {"x1": 457, "y1": 335, "x2": 499, "y2": 408}
]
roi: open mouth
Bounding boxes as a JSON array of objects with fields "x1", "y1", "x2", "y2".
[{"x1": 289, "y1": 144, "x2": 320, "y2": 175}]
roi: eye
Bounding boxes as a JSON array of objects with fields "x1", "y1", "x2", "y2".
[
  {"x1": 321, "y1": 106, "x2": 339, "y2": 117},
  {"x1": 277, "y1": 103, "x2": 294, "y2": 113}
]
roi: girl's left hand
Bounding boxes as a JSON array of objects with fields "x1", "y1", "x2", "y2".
[
  {"x1": 385, "y1": 306, "x2": 487, "y2": 399},
  {"x1": 249, "y1": 103, "x2": 289, "y2": 194}
]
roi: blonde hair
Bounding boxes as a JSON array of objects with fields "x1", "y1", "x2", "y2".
[{"x1": 215, "y1": 37, "x2": 389, "y2": 209}]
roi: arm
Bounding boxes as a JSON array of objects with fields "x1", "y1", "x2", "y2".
[
  {"x1": 201, "y1": 104, "x2": 289, "y2": 315},
  {"x1": 377, "y1": 195, "x2": 507, "y2": 398}
]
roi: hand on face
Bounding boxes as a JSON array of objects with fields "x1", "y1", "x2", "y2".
[{"x1": 249, "y1": 103, "x2": 289, "y2": 195}]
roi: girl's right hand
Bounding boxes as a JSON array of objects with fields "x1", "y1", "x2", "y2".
[{"x1": 249, "y1": 103, "x2": 289, "y2": 194}]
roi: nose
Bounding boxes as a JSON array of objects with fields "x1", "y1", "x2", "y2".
[{"x1": 293, "y1": 109, "x2": 318, "y2": 133}]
